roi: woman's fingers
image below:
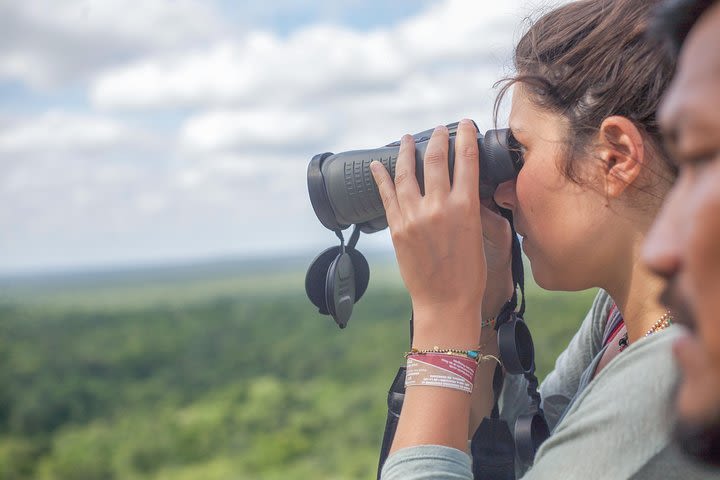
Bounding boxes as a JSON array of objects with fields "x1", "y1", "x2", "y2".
[
  {"x1": 452, "y1": 119, "x2": 480, "y2": 201},
  {"x1": 480, "y1": 204, "x2": 512, "y2": 264},
  {"x1": 369, "y1": 123, "x2": 488, "y2": 347},
  {"x1": 423, "y1": 125, "x2": 451, "y2": 198},
  {"x1": 394, "y1": 134, "x2": 421, "y2": 211},
  {"x1": 370, "y1": 161, "x2": 402, "y2": 228},
  {"x1": 480, "y1": 202, "x2": 509, "y2": 241}
]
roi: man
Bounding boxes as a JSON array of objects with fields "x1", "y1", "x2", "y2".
[{"x1": 644, "y1": 0, "x2": 720, "y2": 466}]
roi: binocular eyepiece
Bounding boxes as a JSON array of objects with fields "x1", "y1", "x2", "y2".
[{"x1": 307, "y1": 121, "x2": 523, "y2": 233}]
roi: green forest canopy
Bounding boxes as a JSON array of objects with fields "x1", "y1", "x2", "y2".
[{"x1": 0, "y1": 258, "x2": 596, "y2": 479}]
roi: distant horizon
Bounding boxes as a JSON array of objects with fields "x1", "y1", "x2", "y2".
[{"x1": 0, "y1": 243, "x2": 397, "y2": 279}]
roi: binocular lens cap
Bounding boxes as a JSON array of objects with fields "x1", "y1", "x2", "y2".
[
  {"x1": 305, "y1": 246, "x2": 369, "y2": 328},
  {"x1": 498, "y1": 314, "x2": 535, "y2": 375},
  {"x1": 325, "y1": 252, "x2": 355, "y2": 328},
  {"x1": 514, "y1": 413, "x2": 550, "y2": 464}
]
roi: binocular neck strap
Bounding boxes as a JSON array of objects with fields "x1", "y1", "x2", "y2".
[{"x1": 503, "y1": 207, "x2": 525, "y2": 319}]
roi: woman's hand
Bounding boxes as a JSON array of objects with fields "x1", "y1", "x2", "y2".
[
  {"x1": 479, "y1": 202, "x2": 514, "y2": 325},
  {"x1": 370, "y1": 119, "x2": 494, "y2": 348}
]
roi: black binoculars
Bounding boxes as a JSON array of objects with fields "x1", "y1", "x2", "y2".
[
  {"x1": 305, "y1": 121, "x2": 523, "y2": 328},
  {"x1": 307, "y1": 121, "x2": 523, "y2": 234},
  {"x1": 305, "y1": 121, "x2": 549, "y2": 465}
]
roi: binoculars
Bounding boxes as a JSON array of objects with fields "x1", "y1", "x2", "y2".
[
  {"x1": 305, "y1": 121, "x2": 523, "y2": 329},
  {"x1": 307, "y1": 121, "x2": 523, "y2": 234},
  {"x1": 305, "y1": 122, "x2": 550, "y2": 464}
]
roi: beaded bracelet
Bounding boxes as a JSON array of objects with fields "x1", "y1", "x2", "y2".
[{"x1": 404, "y1": 345, "x2": 502, "y2": 366}]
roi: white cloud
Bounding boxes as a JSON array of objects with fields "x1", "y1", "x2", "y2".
[
  {"x1": 89, "y1": 0, "x2": 533, "y2": 111},
  {"x1": 0, "y1": 111, "x2": 150, "y2": 154},
  {"x1": 0, "y1": 0, "x2": 225, "y2": 89},
  {"x1": 1, "y1": 0, "x2": 571, "y2": 273},
  {"x1": 179, "y1": 108, "x2": 333, "y2": 153}
]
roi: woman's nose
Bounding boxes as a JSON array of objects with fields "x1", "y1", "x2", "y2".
[{"x1": 493, "y1": 179, "x2": 517, "y2": 211}]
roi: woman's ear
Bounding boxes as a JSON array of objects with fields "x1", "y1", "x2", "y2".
[{"x1": 598, "y1": 116, "x2": 645, "y2": 198}]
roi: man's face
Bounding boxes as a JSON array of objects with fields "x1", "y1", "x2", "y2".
[{"x1": 643, "y1": 1, "x2": 720, "y2": 465}]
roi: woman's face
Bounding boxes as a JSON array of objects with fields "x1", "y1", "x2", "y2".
[{"x1": 494, "y1": 86, "x2": 608, "y2": 291}]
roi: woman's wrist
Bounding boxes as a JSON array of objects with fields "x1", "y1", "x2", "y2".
[{"x1": 411, "y1": 303, "x2": 483, "y2": 350}]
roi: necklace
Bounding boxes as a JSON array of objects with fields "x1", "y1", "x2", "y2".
[
  {"x1": 645, "y1": 310, "x2": 673, "y2": 336},
  {"x1": 618, "y1": 310, "x2": 673, "y2": 351}
]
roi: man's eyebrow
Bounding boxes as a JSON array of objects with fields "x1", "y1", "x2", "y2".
[
  {"x1": 661, "y1": 125, "x2": 686, "y2": 169},
  {"x1": 661, "y1": 128, "x2": 679, "y2": 161},
  {"x1": 662, "y1": 126, "x2": 678, "y2": 151}
]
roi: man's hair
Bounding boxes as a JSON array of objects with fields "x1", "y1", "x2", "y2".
[{"x1": 650, "y1": 0, "x2": 719, "y2": 53}]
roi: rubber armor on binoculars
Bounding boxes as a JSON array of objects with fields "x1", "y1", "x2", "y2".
[{"x1": 307, "y1": 121, "x2": 523, "y2": 234}]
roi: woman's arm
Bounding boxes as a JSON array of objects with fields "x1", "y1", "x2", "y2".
[
  {"x1": 370, "y1": 120, "x2": 490, "y2": 453},
  {"x1": 468, "y1": 204, "x2": 515, "y2": 434}
]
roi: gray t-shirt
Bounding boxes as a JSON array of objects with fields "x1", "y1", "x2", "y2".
[
  {"x1": 499, "y1": 289, "x2": 613, "y2": 474},
  {"x1": 381, "y1": 291, "x2": 720, "y2": 479}
]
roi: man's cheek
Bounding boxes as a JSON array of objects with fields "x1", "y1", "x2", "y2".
[
  {"x1": 674, "y1": 335, "x2": 702, "y2": 417},
  {"x1": 690, "y1": 286, "x2": 720, "y2": 366},
  {"x1": 686, "y1": 187, "x2": 720, "y2": 359},
  {"x1": 673, "y1": 333, "x2": 720, "y2": 421}
]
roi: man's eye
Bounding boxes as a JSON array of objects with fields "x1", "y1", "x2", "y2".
[
  {"x1": 674, "y1": 151, "x2": 719, "y2": 182},
  {"x1": 678, "y1": 151, "x2": 720, "y2": 175},
  {"x1": 689, "y1": 150, "x2": 720, "y2": 166}
]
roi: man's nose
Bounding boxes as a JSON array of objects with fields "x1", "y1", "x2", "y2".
[{"x1": 643, "y1": 192, "x2": 683, "y2": 279}]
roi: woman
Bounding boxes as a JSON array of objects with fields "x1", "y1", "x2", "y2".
[{"x1": 370, "y1": 0, "x2": 715, "y2": 478}]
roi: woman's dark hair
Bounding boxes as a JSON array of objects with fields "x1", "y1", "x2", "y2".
[{"x1": 496, "y1": 0, "x2": 678, "y2": 185}]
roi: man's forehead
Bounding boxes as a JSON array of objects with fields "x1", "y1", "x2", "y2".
[
  {"x1": 678, "y1": 3, "x2": 720, "y2": 83},
  {"x1": 661, "y1": 4, "x2": 720, "y2": 134}
]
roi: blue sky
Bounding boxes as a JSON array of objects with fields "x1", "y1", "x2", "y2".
[{"x1": 0, "y1": 0, "x2": 562, "y2": 274}]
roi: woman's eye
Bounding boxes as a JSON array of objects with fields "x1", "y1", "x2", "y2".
[
  {"x1": 516, "y1": 143, "x2": 527, "y2": 166},
  {"x1": 509, "y1": 134, "x2": 526, "y2": 165}
]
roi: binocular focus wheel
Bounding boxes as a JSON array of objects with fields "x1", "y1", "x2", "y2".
[
  {"x1": 514, "y1": 413, "x2": 550, "y2": 465},
  {"x1": 497, "y1": 315, "x2": 535, "y2": 375}
]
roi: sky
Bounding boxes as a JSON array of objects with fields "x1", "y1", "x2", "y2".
[{"x1": 1, "y1": 0, "x2": 564, "y2": 274}]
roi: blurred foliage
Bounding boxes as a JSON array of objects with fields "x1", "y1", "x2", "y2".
[{"x1": 0, "y1": 262, "x2": 596, "y2": 479}]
